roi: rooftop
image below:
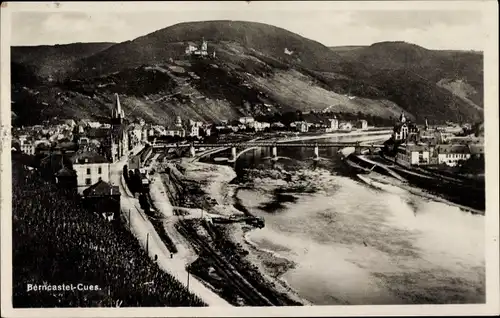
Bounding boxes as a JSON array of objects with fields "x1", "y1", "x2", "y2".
[
  {"x1": 55, "y1": 166, "x2": 77, "y2": 177},
  {"x1": 468, "y1": 144, "x2": 484, "y2": 155},
  {"x1": 83, "y1": 179, "x2": 120, "y2": 197},
  {"x1": 87, "y1": 127, "x2": 110, "y2": 139},
  {"x1": 71, "y1": 150, "x2": 109, "y2": 164},
  {"x1": 435, "y1": 144, "x2": 471, "y2": 154}
]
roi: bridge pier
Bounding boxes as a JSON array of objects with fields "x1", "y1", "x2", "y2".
[
  {"x1": 313, "y1": 146, "x2": 319, "y2": 160},
  {"x1": 189, "y1": 145, "x2": 196, "y2": 157},
  {"x1": 272, "y1": 146, "x2": 278, "y2": 160},
  {"x1": 230, "y1": 147, "x2": 237, "y2": 161}
]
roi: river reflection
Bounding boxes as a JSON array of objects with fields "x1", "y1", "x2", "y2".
[{"x1": 201, "y1": 135, "x2": 485, "y2": 305}]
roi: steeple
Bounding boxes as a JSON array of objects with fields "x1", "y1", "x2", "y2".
[
  {"x1": 399, "y1": 112, "x2": 406, "y2": 123},
  {"x1": 114, "y1": 93, "x2": 122, "y2": 119}
]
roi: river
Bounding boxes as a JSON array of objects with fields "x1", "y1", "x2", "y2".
[{"x1": 202, "y1": 134, "x2": 485, "y2": 305}]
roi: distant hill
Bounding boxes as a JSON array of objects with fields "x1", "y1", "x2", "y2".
[
  {"x1": 329, "y1": 45, "x2": 366, "y2": 53},
  {"x1": 334, "y1": 41, "x2": 484, "y2": 122},
  {"x1": 11, "y1": 22, "x2": 483, "y2": 126},
  {"x1": 73, "y1": 20, "x2": 356, "y2": 78},
  {"x1": 11, "y1": 42, "x2": 115, "y2": 81}
]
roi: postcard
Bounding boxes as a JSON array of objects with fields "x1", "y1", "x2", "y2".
[{"x1": 1, "y1": 1, "x2": 498, "y2": 317}]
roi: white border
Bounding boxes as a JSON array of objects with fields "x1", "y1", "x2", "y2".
[{"x1": 1, "y1": 1, "x2": 499, "y2": 317}]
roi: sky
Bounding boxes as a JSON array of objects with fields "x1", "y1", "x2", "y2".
[{"x1": 10, "y1": 2, "x2": 486, "y2": 50}]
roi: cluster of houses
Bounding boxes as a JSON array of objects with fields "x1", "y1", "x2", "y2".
[
  {"x1": 185, "y1": 37, "x2": 216, "y2": 58},
  {"x1": 13, "y1": 90, "x2": 373, "y2": 212},
  {"x1": 391, "y1": 113, "x2": 484, "y2": 168},
  {"x1": 213, "y1": 116, "x2": 367, "y2": 134},
  {"x1": 12, "y1": 94, "x2": 133, "y2": 222}
]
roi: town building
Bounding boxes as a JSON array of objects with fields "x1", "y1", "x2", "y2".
[
  {"x1": 356, "y1": 120, "x2": 368, "y2": 130},
  {"x1": 248, "y1": 121, "x2": 270, "y2": 132},
  {"x1": 63, "y1": 119, "x2": 77, "y2": 129},
  {"x1": 19, "y1": 137, "x2": 35, "y2": 155},
  {"x1": 166, "y1": 127, "x2": 186, "y2": 138},
  {"x1": 271, "y1": 122, "x2": 286, "y2": 130},
  {"x1": 82, "y1": 179, "x2": 121, "y2": 222},
  {"x1": 435, "y1": 144, "x2": 471, "y2": 167},
  {"x1": 203, "y1": 126, "x2": 212, "y2": 137},
  {"x1": 328, "y1": 117, "x2": 339, "y2": 131},
  {"x1": 128, "y1": 123, "x2": 143, "y2": 148},
  {"x1": 436, "y1": 131, "x2": 457, "y2": 143},
  {"x1": 338, "y1": 122, "x2": 353, "y2": 131},
  {"x1": 88, "y1": 121, "x2": 102, "y2": 128},
  {"x1": 239, "y1": 117, "x2": 255, "y2": 125},
  {"x1": 393, "y1": 113, "x2": 409, "y2": 141},
  {"x1": 295, "y1": 121, "x2": 309, "y2": 133},
  {"x1": 175, "y1": 116, "x2": 183, "y2": 128},
  {"x1": 71, "y1": 151, "x2": 111, "y2": 194},
  {"x1": 189, "y1": 120, "x2": 204, "y2": 128},
  {"x1": 396, "y1": 143, "x2": 431, "y2": 167},
  {"x1": 189, "y1": 124, "x2": 200, "y2": 138},
  {"x1": 54, "y1": 166, "x2": 77, "y2": 190},
  {"x1": 468, "y1": 144, "x2": 485, "y2": 160},
  {"x1": 185, "y1": 38, "x2": 209, "y2": 57}
]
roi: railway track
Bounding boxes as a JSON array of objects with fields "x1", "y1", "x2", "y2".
[{"x1": 176, "y1": 220, "x2": 274, "y2": 306}]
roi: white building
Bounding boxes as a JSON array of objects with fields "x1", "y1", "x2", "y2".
[
  {"x1": 357, "y1": 120, "x2": 368, "y2": 130},
  {"x1": 435, "y1": 144, "x2": 471, "y2": 167},
  {"x1": 396, "y1": 144, "x2": 430, "y2": 167},
  {"x1": 185, "y1": 38, "x2": 209, "y2": 57},
  {"x1": 129, "y1": 124, "x2": 143, "y2": 141},
  {"x1": 71, "y1": 151, "x2": 111, "y2": 194},
  {"x1": 338, "y1": 122, "x2": 352, "y2": 131},
  {"x1": 189, "y1": 124, "x2": 200, "y2": 137},
  {"x1": 329, "y1": 118, "x2": 339, "y2": 130},
  {"x1": 271, "y1": 122, "x2": 285, "y2": 129},
  {"x1": 295, "y1": 121, "x2": 309, "y2": 133},
  {"x1": 166, "y1": 128, "x2": 186, "y2": 138},
  {"x1": 239, "y1": 117, "x2": 255, "y2": 125},
  {"x1": 20, "y1": 137, "x2": 35, "y2": 155},
  {"x1": 189, "y1": 120, "x2": 204, "y2": 128},
  {"x1": 88, "y1": 122, "x2": 102, "y2": 128},
  {"x1": 175, "y1": 116, "x2": 183, "y2": 128},
  {"x1": 248, "y1": 121, "x2": 270, "y2": 132}
]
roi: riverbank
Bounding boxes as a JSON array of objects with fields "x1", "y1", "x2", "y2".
[{"x1": 173, "y1": 159, "x2": 309, "y2": 305}]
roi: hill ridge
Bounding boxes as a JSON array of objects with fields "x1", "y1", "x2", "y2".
[{"x1": 11, "y1": 21, "x2": 483, "y2": 126}]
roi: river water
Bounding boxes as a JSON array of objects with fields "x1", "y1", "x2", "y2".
[{"x1": 204, "y1": 134, "x2": 485, "y2": 305}]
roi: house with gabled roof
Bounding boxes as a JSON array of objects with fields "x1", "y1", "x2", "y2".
[
  {"x1": 54, "y1": 166, "x2": 77, "y2": 191},
  {"x1": 82, "y1": 178, "x2": 120, "y2": 221}
]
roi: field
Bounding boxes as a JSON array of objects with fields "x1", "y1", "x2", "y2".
[{"x1": 12, "y1": 158, "x2": 205, "y2": 307}]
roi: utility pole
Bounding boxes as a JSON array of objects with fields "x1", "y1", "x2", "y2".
[
  {"x1": 146, "y1": 233, "x2": 149, "y2": 256},
  {"x1": 128, "y1": 209, "x2": 131, "y2": 230}
]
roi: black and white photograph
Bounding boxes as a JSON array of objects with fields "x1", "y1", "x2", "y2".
[{"x1": 1, "y1": 1, "x2": 498, "y2": 317}]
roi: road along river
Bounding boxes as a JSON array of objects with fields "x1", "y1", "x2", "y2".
[{"x1": 200, "y1": 133, "x2": 485, "y2": 305}]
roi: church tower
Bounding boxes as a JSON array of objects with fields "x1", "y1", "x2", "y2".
[
  {"x1": 201, "y1": 37, "x2": 208, "y2": 52},
  {"x1": 399, "y1": 112, "x2": 406, "y2": 124},
  {"x1": 111, "y1": 93, "x2": 124, "y2": 125}
]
